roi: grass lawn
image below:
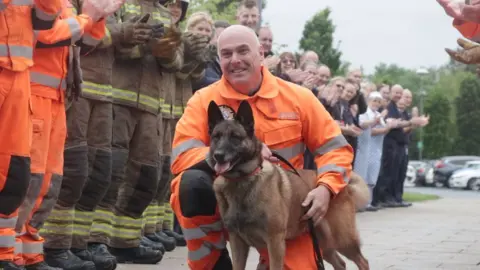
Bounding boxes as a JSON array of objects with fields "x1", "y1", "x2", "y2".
[{"x1": 403, "y1": 192, "x2": 440, "y2": 202}]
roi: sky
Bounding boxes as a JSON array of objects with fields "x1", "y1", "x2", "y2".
[{"x1": 261, "y1": 0, "x2": 464, "y2": 75}]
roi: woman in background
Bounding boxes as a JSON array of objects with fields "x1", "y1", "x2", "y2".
[{"x1": 362, "y1": 92, "x2": 395, "y2": 211}]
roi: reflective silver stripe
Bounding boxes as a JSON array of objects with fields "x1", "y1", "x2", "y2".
[
  {"x1": 182, "y1": 221, "x2": 224, "y2": 241},
  {"x1": 30, "y1": 71, "x2": 66, "y2": 89},
  {"x1": 313, "y1": 135, "x2": 349, "y2": 156},
  {"x1": 82, "y1": 33, "x2": 101, "y2": 47},
  {"x1": 0, "y1": 217, "x2": 18, "y2": 228},
  {"x1": 171, "y1": 139, "x2": 206, "y2": 162},
  {"x1": 273, "y1": 142, "x2": 305, "y2": 160},
  {"x1": 66, "y1": 17, "x2": 82, "y2": 43},
  {"x1": 33, "y1": 5, "x2": 58, "y2": 22},
  {"x1": 4, "y1": 0, "x2": 33, "y2": 6},
  {"x1": 317, "y1": 164, "x2": 349, "y2": 183},
  {"x1": 14, "y1": 241, "x2": 22, "y2": 254},
  {"x1": 188, "y1": 235, "x2": 227, "y2": 261},
  {"x1": 0, "y1": 235, "x2": 15, "y2": 248},
  {"x1": 0, "y1": 44, "x2": 33, "y2": 59},
  {"x1": 22, "y1": 242, "x2": 43, "y2": 254}
]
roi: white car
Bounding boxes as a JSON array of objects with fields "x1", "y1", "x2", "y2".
[
  {"x1": 448, "y1": 161, "x2": 480, "y2": 190},
  {"x1": 404, "y1": 165, "x2": 417, "y2": 187}
]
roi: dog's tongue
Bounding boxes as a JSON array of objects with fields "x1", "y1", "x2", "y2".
[{"x1": 214, "y1": 162, "x2": 231, "y2": 174}]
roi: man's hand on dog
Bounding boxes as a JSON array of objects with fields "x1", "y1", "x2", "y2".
[
  {"x1": 302, "y1": 185, "x2": 332, "y2": 226},
  {"x1": 261, "y1": 143, "x2": 279, "y2": 162}
]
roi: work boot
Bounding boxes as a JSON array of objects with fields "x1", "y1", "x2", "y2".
[
  {"x1": 0, "y1": 261, "x2": 25, "y2": 270},
  {"x1": 140, "y1": 236, "x2": 165, "y2": 253},
  {"x1": 72, "y1": 245, "x2": 117, "y2": 270},
  {"x1": 163, "y1": 229, "x2": 186, "y2": 247},
  {"x1": 108, "y1": 246, "x2": 163, "y2": 264},
  {"x1": 146, "y1": 232, "x2": 176, "y2": 251},
  {"x1": 25, "y1": 261, "x2": 62, "y2": 270},
  {"x1": 87, "y1": 243, "x2": 117, "y2": 270},
  {"x1": 44, "y1": 249, "x2": 96, "y2": 270}
]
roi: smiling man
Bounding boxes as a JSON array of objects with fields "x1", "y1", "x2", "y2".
[
  {"x1": 236, "y1": 0, "x2": 260, "y2": 31},
  {"x1": 168, "y1": 25, "x2": 353, "y2": 269}
]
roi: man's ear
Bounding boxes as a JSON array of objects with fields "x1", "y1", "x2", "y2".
[
  {"x1": 235, "y1": 100, "x2": 255, "y2": 137},
  {"x1": 207, "y1": 101, "x2": 225, "y2": 135}
]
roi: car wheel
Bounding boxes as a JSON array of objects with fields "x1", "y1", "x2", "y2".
[
  {"x1": 434, "y1": 181, "x2": 444, "y2": 188},
  {"x1": 467, "y1": 178, "x2": 480, "y2": 191}
]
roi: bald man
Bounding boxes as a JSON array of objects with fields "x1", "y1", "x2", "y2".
[
  {"x1": 373, "y1": 84, "x2": 415, "y2": 208},
  {"x1": 393, "y1": 89, "x2": 415, "y2": 207},
  {"x1": 258, "y1": 26, "x2": 273, "y2": 57},
  {"x1": 169, "y1": 25, "x2": 354, "y2": 269},
  {"x1": 348, "y1": 68, "x2": 363, "y2": 85},
  {"x1": 300, "y1": 50, "x2": 319, "y2": 66}
]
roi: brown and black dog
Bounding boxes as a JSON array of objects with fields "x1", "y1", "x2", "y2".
[{"x1": 207, "y1": 100, "x2": 370, "y2": 270}]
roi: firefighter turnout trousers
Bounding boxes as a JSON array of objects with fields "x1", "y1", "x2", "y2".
[
  {"x1": 94, "y1": 104, "x2": 160, "y2": 248},
  {"x1": 143, "y1": 118, "x2": 178, "y2": 235},
  {"x1": 41, "y1": 97, "x2": 112, "y2": 250},
  {"x1": 14, "y1": 91, "x2": 66, "y2": 266},
  {"x1": 0, "y1": 69, "x2": 32, "y2": 262}
]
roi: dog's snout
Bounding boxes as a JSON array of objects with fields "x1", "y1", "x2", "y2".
[{"x1": 213, "y1": 151, "x2": 226, "y2": 163}]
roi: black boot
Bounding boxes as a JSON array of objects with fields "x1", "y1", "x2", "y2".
[
  {"x1": 72, "y1": 245, "x2": 117, "y2": 270},
  {"x1": 25, "y1": 261, "x2": 62, "y2": 270},
  {"x1": 108, "y1": 246, "x2": 163, "y2": 264},
  {"x1": 0, "y1": 261, "x2": 25, "y2": 270},
  {"x1": 44, "y1": 249, "x2": 95, "y2": 270},
  {"x1": 140, "y1": 236, "x2": 165, "y2": 253},
  {"x1": 163, "y1": 229, "x2": 186, "y2": 247},
  {"x1": 87, "y1": 243, "x2": 117, "y2": 270},
  {"x1": 146, "y1": 232, "x2": 176, "y2": 251}
]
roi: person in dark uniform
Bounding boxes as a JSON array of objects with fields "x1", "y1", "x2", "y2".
[{"x1": 373, "y1": 85, "x2": 415, "y2": 208}]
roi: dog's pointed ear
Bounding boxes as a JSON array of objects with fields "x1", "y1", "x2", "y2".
[
  {"x1": 235, "y1": 100, "x2": 255, "y2": 137},
  {"x1": 208, "y1": 101, "x2": 224, "y2": 135}
]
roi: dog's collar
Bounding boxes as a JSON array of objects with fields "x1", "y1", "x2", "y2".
[{"x1": 224, "y1": 167, "x2": 262, "y2": 181}]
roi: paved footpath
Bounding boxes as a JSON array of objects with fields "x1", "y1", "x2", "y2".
[{"x1": 118, "y1": 197, "x2": 480, "y2": 270}]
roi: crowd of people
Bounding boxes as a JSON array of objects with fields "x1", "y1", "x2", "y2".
[{"x1": 0, "y1": 0, "x2": 433, "y2": 269}]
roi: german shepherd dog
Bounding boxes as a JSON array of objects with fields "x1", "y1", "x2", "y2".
[{"x1": 207, "y1": 100, "x2": 370, "y2": 270}]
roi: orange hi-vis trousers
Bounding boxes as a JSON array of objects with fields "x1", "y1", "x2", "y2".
[
  {"x1": 170, "y1": 170, "x2": 319, "y2": 270},
  {"x1": 0, "y1": 68, "x2": 32, "y2": 262},
  {"x1": 14, "y1": 89, "x2": 66, "y2": 266}
]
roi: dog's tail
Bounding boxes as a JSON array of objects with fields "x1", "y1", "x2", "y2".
[{"x1": 347, "y1": 172, "x2": 370, "y2": 210}]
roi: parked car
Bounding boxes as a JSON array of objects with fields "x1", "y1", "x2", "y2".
[
  {"x1": 448, "y1": 161, "x2": 480, "y2": 190},
  {"x1": 404, "y1": 164, "x2": 417, "y2": 187},
  {"x1": 409, "y1": 160, "x2": 433, "y2": 186},
  {"x1": 434, "y1": 156, "x2": 480, "y2": 188}
]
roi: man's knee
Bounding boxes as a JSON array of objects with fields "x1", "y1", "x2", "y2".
[{"x1": 179, "y1": 169, "x2": 217, "y2": 218}]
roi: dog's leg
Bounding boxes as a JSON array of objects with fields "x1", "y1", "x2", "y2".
[
  {"x1": 266, "y1": 233, "x2": 286, "y2": 270},
  {"x1": 229, "y1": 232, "x2": 250, "y2": 270},
  {"x1": 337, "y1": 246, "x2": 370, "y2": 270},
  {"x1": 323, "y1": 249, "x2": 346, "y2": 270}
]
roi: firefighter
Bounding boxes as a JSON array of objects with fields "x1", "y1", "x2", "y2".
[
  {"x1": 12, "y1": 1, "x2": 113, "y2": 269},
  {"x1": 170, "y1": 25, "x2": 354, "y2": 269},
  {"x1": 142, "y1": 0, "x2": 210, "y2": 251},
  {"x1": 0, "y1": 1, "x2": 64, "y2": 269},
  {"x1": 94, "y1": 0, "x2": 183, "y2": 263}
]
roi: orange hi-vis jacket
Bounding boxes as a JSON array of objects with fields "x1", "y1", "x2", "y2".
[
  {"x1": 170, "y1": 67, "x2": 354, "y2": 268},
  {"x1": 0, "y1": 0, "x2": 63, "y2": 72},
  {"x1": 453, "y1": 18, "x2": 480, "y2": 42},
  {"x1": 31, "y1": 5, "x2": 106, "y2": 99}
]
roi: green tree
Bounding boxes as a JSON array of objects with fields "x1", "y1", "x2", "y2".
[
  {"x1": 299, "y1": 8, "x2": 343, "y2": 74},
  {"x1": 454, "y1": 77, "x2": 480, "y2": 155},
  {"x1": 422, "y1": 93, "x2": 454, "y2": 159},
  {"x1": 188, "y1": 0, "x2": 267, "y2": 25}
]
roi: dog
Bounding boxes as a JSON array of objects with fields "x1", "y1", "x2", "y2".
[{"x1": 207, "y1": 100, "x2": 370, "y2": 270}]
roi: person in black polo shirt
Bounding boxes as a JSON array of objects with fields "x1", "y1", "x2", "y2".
[{"x1": 373, "y1": 84, "x2": 415, "y2": 208}]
